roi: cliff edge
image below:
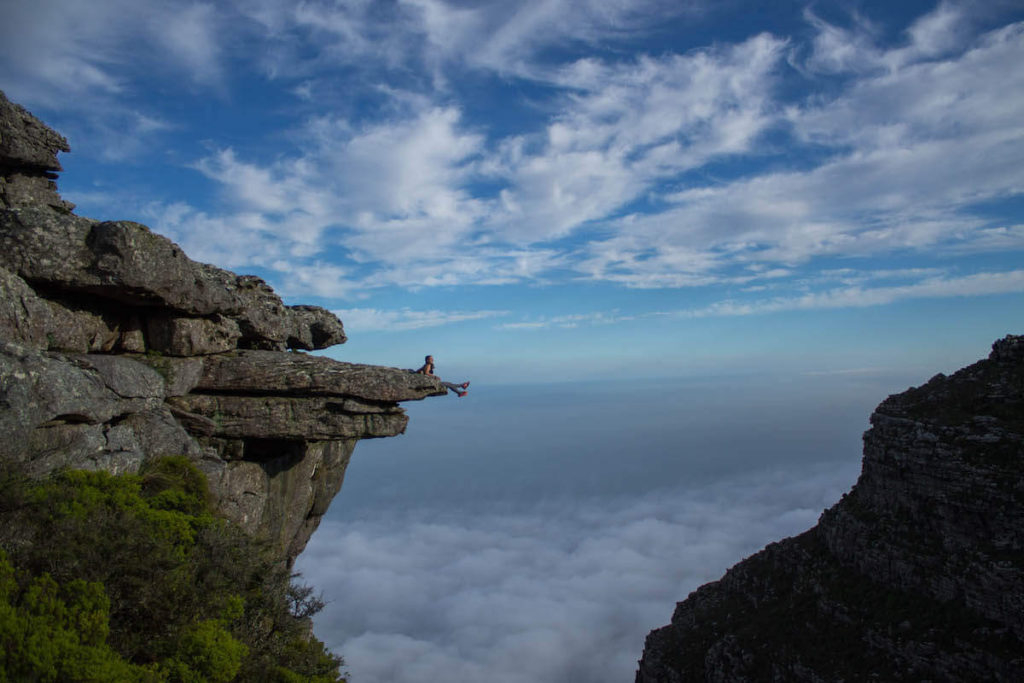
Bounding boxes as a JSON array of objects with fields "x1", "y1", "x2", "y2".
[
  {"x1": 635, "y1": 336, "x2": 1024, "y2": 681},
  {"x1": 0, "y1": 91, "x2": 446, "y2": 566}
]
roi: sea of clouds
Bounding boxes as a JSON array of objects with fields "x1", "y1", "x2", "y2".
[
  {"x1": 298, "y1": 463, "x2": 856, "y2": 683},
  {"x1": 295, "y1": 375, "x2": 894, "y2": 682}
]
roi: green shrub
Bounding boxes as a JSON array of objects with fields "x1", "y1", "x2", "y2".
[
  {"x1": 0, "y1": 550, "x2": 150, "y2": 682},
  {"x1": 0, "y1": 458, "x2": 346, "y2": 682}
]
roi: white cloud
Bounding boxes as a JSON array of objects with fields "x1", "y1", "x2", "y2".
[
  {"x1": 493, "y1": 268, "x2": 1024, "y2": 327},
  {"x1": 194, "y1": 148, "x2": 337, "y2": 250},
  {"x1": 141, "y1": 201, "x2": 282, "y2": 268},
  {"x1": 0, "y1": 0, "x2": 131, "y2": 104},
  {"x1": 335, "y1": 308, "x2": 510, "y2": 332},
  {"x1": 486, "y1": 33, "x2": 787, "y2": 243},
  {"x1": 801, "y1": 8, "x2": 883, "y2": 75},
  {"x1": 151, "y1": 3, "x2": 224, "y2": 87},
  {"x1": 8, "y1": 1, "x2": 1023, "y2": 308},
  {"x1": 802, "y1": 1, "x2": 973, "y2": 76},
  {"x1": 263, "y1": 15, "x2": 1021, "y2": 296},
  {"x1": 0, "y1": 0, "x2": 237, "y2": 163},
  {"x1": 296, "y1": 463, "x2": 857, "y2": 683},
  {"x1": 232, "y1": 0, "x2": 708, "y2": 86},
  {"x1": 394, "y1": 0, "x2": 705, "y2": 79},
  {"x1": 900, "y1": 1, "x2": 971, "y2": 61},
  {"x1": 189, "y1": 105, "x2": 489, "y2": 266},
  {"x1": 158, "y1": 11, "x2": 790, "y2": 288},
  {"x1": 0, "y1": 1, "x2": 231, "y2": 100},
  {"x1": 677, "y1": 269, "x2": 1024, "y2": 318},
  {"x1": 271, "y1": 261, "x2": 355, "y2": 299},
  {"x1": 497, "y1": 310, "x2": 634, "y2": 330},
  {"x1": 574, "y1": 20, "x2": 1024, "y2": 286}
]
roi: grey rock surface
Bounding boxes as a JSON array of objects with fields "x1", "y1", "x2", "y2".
[
  {"x1": 0, "y1": 92, "x2": 73, "y2": 213},
  {"x1": 0, "y1": 90, "x2": 69, "y2": 171},
  {"x1": 0, "y1": 267, "x2": 51, "y2": 347},
  {"x1": 0, "y1": 91, "x2": 444, "y2": 566},
  {"x1": 168, "y1": 393, "x2": 410, "y2": 440},
  {"x1": 146, "y1": 314, "x2": 242, "y2": 356},
  {"x1": 0, "y1": 208, "x2": 97, "y2": 286},
  {"x1": 195, "y1": 350, "x2": 445, "y2": 400},
  {"x1": 636, "y1": 335, "x2": 1024, "y2": 682},
  {"x1": 0, "y1": 342, "x2": 168, "y2": 474},
  {"x1": 210, "y1": 439, "x2": 359, "y2": 561},
  {"x1": 0, "y1": 208, "x2": 345, "y2": 353}
]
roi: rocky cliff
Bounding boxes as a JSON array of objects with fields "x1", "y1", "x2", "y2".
[
  {"x1": 635, "y1": 336, "x2": 1024, "y2": 681},
  {"x1": 0, "y1": 90, "x2": 446, "y2": 566}
]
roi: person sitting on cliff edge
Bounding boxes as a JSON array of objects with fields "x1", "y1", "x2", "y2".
[{"x1": 416, "y1": 355, "x2": 470, "y2": 397}]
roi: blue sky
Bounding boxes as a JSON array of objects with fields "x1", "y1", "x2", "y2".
[{"x1": 3, "y1": 0, "x2": 1023, "y2": 383}]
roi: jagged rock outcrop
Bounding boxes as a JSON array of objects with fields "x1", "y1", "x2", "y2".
[
  {"x1": 635, "y1": 336, "x2": 1024, "y2": 682},
  {"x1": 0, "y1": 91, "x2": 447, "y2": 565},
  {"x1": 0, "y1": 91, "x2": 74, "y2": 213}
]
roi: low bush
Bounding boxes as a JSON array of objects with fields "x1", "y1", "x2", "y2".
[{"x1": 0, "y1": 457, "x2": 345, "y2": 682}]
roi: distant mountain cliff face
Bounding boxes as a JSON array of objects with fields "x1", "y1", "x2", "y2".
[
  {"x1": 0, "y1": 91, "x2": 446, "y2": 566},
  {"x1": 636, "y1": 336, "x2": 1024, "y2": 681}
]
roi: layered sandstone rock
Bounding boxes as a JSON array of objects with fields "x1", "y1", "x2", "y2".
[
  {"x1": 0, "y1": 91, "x2": 446, "y2": 565},
  {"x1": 636, "y1": 336, "x2": 1024, "y2": 682}
]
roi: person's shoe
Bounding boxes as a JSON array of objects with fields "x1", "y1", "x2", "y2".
[
  {"x1": 457, "y1": 391, "x2": 467, "y2": 397},
  {"x1": 461, "y1": 382, "x2": 470, "y2": 389}
]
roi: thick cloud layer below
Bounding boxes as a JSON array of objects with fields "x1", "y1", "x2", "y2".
[
  {"x1": 298, "y1": 465, "x2": 856, "y2": 683},
  {"x1": 295, "y1": 375, "x2": 900, "y2": 682}
]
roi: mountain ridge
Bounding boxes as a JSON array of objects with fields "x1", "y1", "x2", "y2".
[{"x1": 636, "y1": 335, "x2": 1024, "y2": 681}]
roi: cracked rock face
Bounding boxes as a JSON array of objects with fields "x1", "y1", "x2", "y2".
[
  {"x1": 635, "y1": 335, "x2": 1024, "y2": 682},
  {"x1": 0, "y1": 91, "x2": 446, "y2": 565}
]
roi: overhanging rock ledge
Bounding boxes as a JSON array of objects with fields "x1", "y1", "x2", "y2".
[{"x1": 0, "y1": 90, "x2": 446, "y2": 565}]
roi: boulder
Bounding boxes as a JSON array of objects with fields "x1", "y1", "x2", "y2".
[
  {"x1": 0, "y1": 90, "x2": 69, "y2": 171},
  {"x1": 0, "y1": 209, "x2": 346, "y2": 352}
]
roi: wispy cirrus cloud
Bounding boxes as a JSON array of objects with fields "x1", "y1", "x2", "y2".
[
  {"x1": 676, "y1": 269, "x2": 1024, "y2": 318},
  {"x1": 496, "y1": 268, "x2": 1024, "y2": 329},
  {"x1": 497, "y1": 311, "x2": 634, "y2": 330},
  {"x1": 172, "y1": 30, "x2": 789, "y2": 290},
  {"x1": 486, "y1": 32, "x2": 787, "y2": 243},
  {"x1": 578, "y1": 18, "x2": 1024, "y2": 286},
  {"x1": 174, "y1": 6, "x2": 1024, "y2": 303},
  {"x1": 802, "y1": 0, "x2": 976, "y2": 76},
  {"x1": 336, "y1": 308, "x2": 510, "y2": 332},
  {"x1": 7, "y1": 1, "x2": 1023, "y2": 313},
  {"x1": 0, "y1": 0, "x2": 238, "y2": 159},
  {"x1": 263, "y1": 0, "x2": 705, "y2": 80}
]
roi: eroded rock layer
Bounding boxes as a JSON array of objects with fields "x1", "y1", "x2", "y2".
[
  {"x1": 0, "y1": 91, "x2": 446, "y2": 565},
  {"x1": 635, "y1": 336, "x2": 1024, "y2": 682}
]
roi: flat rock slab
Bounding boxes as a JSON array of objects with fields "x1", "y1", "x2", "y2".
[
  {"x1": 195, "y1": 350, "x2": 447, "y2": 401},
  {"x1": 168, "y1": 394, "x2": 409, "y2": 440}
]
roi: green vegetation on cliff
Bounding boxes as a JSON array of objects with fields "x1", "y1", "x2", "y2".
[{"x1": 0, "y1": 457, "x2": 345, "y2": 682}]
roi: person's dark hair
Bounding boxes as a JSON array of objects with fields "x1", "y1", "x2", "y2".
[{"x1": 425, "y1": 355, "x2": 432, "y2": 362}]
